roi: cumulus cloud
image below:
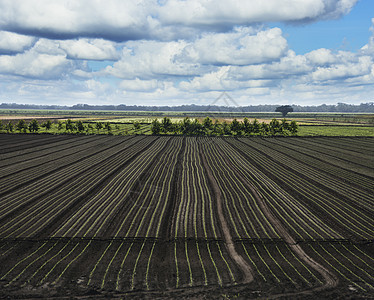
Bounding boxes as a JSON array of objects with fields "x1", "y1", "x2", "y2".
[
  {"x1": 0, "y1": 0, "x2": 372, "y2": 106},
  {"x1": 182, "y1": 27, "x2": 288, "y2": 66},
  {"x1": 311, "y1": 56, "x2": 372, "y2": 81},
  {"x1": 104, "y1": 40, "x2": 202, "y2": 79},
  {"x1": 0, "y1": 31, "x2": 35, "y2": 54},
  {"x1": 159, "y1": 0, "x2": 358, "y2": 27},
  {"x1": 0, "y1": 49, "x2": 71, "y2": 78},
  {"x1": 305, "y1": 48, "x2": 337, "y2": 66},
  {"x1": 120, "y1": 78, "x2": 161, "y2": 92},
  {"x1": 361, "y1": 18, "x2": 374, "y2": 55},
  {"x1": 0, "y1": 0, "x2": 358, "y2": 41},
  {"x1": 59, "y1": 39, "x2": 119, "y2": 60}
]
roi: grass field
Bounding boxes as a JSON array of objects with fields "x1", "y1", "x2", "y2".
[{"x1": 0, "y1": 134, "x2": 373, "y2": 299}]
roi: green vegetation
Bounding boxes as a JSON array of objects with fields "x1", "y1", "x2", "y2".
[
  {"x1": 151, "y1": 117, "x2": 298, "y2": 136},
  {"x1": 1, "y1": 109, "x2": 373, "y2": 136},
  {"x1": 298, "y1": 125, "x2": 374, "y2": 136}
]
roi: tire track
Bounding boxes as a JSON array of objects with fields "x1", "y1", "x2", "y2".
[{"x1": 200, "y1": 148, "x2": 254, "y2": 284}]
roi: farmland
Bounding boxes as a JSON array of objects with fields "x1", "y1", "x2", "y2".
[{"x1": 0, "y1": 134, "x2": 373, "y2": 298}]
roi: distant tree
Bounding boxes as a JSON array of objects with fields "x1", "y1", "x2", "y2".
[
  {"x1": 5, "y1": 121, "x2": 14, "y2": 133},
  {"x1": 57, "y1": 121, "x2": 64, "y2": 131},
  {"x1": 281, "y1": 119, "x2": 289, "y2": 131},
  {"x1": 260, "y1": 122, "x2": 270, "y2": 135},
  {"x1": 0, "y1": 121, "x2": 3, "y2": 131},
  {"x1": 276, "y1": 105, "x2": 293, "y2": 117},
  {"x1": 230, "y1": 118, "x2": 242, "y2": 135},
  {"x1": 252, "y1": 119, "x2": 260, "y2": 134},
  {"x1": 151, "y1": 119, "x2": 162, "y2": 135},
  {"x1": 28, "y1": 119, "x2": 39, "y2": 133},
  {"x1": 133, "y1": 121, "x2": 141, "y2": 132},
  {"x1": 76, "y1": 120, "x2": 85, "y2": 132},
  {"x1": 16, "y1": 119, "x2": 27, "y2": 133},
  {"x1": 161, "y1": 117, "x2": 172, "y2": 133},
  {"x1": 191, "y1": 118, "x2": 204, "y2": 135},
  {"x1": 222, "y1": 121, "x2": 232, "y2": 135},
  {"x1": 41, "y1": 120, "x2": 52, "y2": 131},
  {"x1": 289, "y1": 120, "x2": 298, "y2": 134},
  {"x1": 203, "y1": 117, "x2": 213, "y2": 132},
  {"x1": 65, "y1": 119, "x2": 74, "y2": 132},
  {"x1": 87, "y1": 123, "x2": 94, "y2": 133},
  {"x1": 242, "y1": 117, "x2": 252, "y2": 135},
  {"x1": 104, "y1": 122, "x2": 112, "y2": 133},
  {"x1": 212, "y1": 119, "x2": 222, "y2": 135},
  {"x1": 95, "y1": 122, "x2": 103, "y2": 133},
  {"x1": 269, "y1": 118, "x2": 281, "y2": 135},
  {"x1": 172, "y1": 122, "x2": 181, "y2": 135},
  {"x1": 181, "y1": 117, "x2": 191, "y2": 135}
]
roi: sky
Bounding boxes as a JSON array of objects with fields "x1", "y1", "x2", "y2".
[{"x1": 0, "y1": 0, "x2": 373, "y2": 107}]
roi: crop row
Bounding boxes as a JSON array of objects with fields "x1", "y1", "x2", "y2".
[{"x1": 0, "y1": 135, "x2": 373, "y2": 296}]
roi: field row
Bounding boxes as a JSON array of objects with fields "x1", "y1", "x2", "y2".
[{"x1": 0, "y1": 135, "x2": 373, "y2": 297}]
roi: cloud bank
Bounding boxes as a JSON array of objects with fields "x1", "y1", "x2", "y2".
[{"x1": 0, "y1": 0, "x2": 373, "y2": 106}]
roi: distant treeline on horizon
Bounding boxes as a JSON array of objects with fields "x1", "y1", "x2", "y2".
[{"x1": 1, "y1": 102, "x2": 374, "y2": 113}]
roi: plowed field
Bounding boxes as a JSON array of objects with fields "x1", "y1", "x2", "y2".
[{"x1": 0, "y1": 134, "x2": 373, "y2": 299}]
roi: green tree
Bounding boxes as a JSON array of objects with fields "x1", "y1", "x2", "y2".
[
  {"x1": 16, "y1": 119, "x2": 27, "y2": 133},
  {"x1": 133, "y1": 121, "x2": 141, "y2": 133},
  {"x1": 65, "y1": 119, "x2": 74, "y2": 132},
  {"x1": 41, "y1": 120, "x2": 52, "y2": 131},
  {"x1": 269, "y1": 118, "x2": 281, "y2": 135},
  {"x1": 191, "y1": 118, "x2": 204, "y2": 135},
  {"x1": 242, "y1": 117, "x2": 252, "y2": 135},
  {"x1": 57, "y1": 121, "x2": 64, "y2": 131},
  {"x1": 252, "y1": 119, "x2": 260, "y2": 134},
  {"x1": 230, "y1": 118, "x2": 242, "y2": 135},
  {"x1": 0, "y1": 121, "x2": 3, "y2": 131},
  {"x1": 203, "y1": 117, "x2": 213, "y2": 132},
  {"x1": 275, "y1": 105, "x2": 293, "y2": 117},
  {"x1": 181, "y1": 117, "x2": 191, "y2": 135},
  {"x1": 104, "y1": 122, "x2": 112, "y2": 133},
  {"x1": 289, "y1": 120, "x2": 298, "y2": 135},
  {"x1": 222, "y1": 121, "x2": 232, "y2": 135},
  {"x1": 95, "y1": 122, "x2": 103, "y2": 133},
  {"x1": 212, "y1": 119, "x2": 222, "y2": 135},
  {"x1": 260, "y1": 122, "x2": 270, "y2": 136},
  {"x1": 151, "y1": 119, "x2": 162, "y2": 135},
  {"x1": 161, "y1": 117, "x2": 172, "y2": 133},
  {"x1": 281, "y1": 119, "x2": 289, "y2": 131},
  {"x1": 76, "y1": 120, "x2": 85, "y2": 132},
  {"x1": 5, "y1": 121, "x2": 14, "y2": 133},
  {"x1": 28, "y1": 119, "x2": 39, "y2": 133}
]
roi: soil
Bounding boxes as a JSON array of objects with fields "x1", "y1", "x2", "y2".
[{"x1": 0, "y1": 135, "x2": 373, "y2": 299}]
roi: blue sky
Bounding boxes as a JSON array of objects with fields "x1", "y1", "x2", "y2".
[
  {"x1": 0, "y1": 0, "x2": 373, "y2": 107},
  {"x1": 279, "y1": 0, "x2": 374, "y2": 54}
]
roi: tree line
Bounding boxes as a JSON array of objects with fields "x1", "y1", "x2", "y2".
[
  {"x1": 0, "y1": 119, "x2": 116, "y2": 134},
  {"x1": 1, "y1": 117, "x2": 298, "y2": 136},
  {"x1": 151, "y1": 117, "x2": 298, "y2": 136},
  {"x1": 1, "y1": 102, "x2": 373, "y2": 112}
]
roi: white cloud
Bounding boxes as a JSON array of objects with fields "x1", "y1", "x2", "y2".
[
  {"x1": 182, "y1": 27, "x2": 288, "y2": 66},
  {"x1": 0, "y1": 0, "x2": 358, "y2": 41},
  {"x1": 306, "y1": 48, "x2": 336, "y2": 65},
  {"x1": 0, "y1": 50, "x2": 70, "y2": 78},
  {"x1": 311, "y1": 56, "x2": 372, "y2": 81},
  {"x1": 105, "y1": 40, "x2": 201, "y2": 79},
  {"x1": 361, "y1": 18, "x2": 374, "y2": 55},
  {"x1": 0, "y1": 0, "x2": 372, "y2": 107},
  {"x1": 158, "y1": 0, "x2": 358, "y2": 26},
  {"x1": 0, "y1": 31, "x2": 34, "y2": 53},
  {"x1": 59, "y1": 39, "x2": 119, "y2": 61},
  {"x1": 120, "y1": 78, "x2": 161, "y2": 92}
]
